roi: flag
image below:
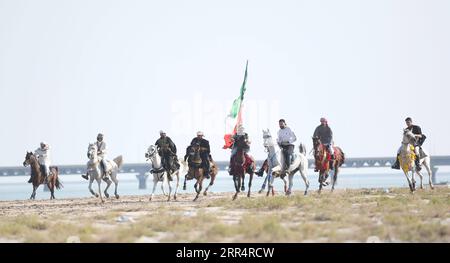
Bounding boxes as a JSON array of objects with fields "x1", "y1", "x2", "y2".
[{"x1": 223, "y1": 61, "x2": 248, "y2": 149}]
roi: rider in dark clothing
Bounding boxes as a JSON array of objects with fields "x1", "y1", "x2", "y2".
[
  {"x1": 185, "y1": 131, "x2": 211, "y2": 179},
  {"x1": 392, "y1": 117, "x2": 426, "y2": 171},
  {"x1": 312, "y1": 118, "x2": 334, "y2": 170},
  {"x1": 155, "y1": 130, "x2": 179, "y2": 176}
]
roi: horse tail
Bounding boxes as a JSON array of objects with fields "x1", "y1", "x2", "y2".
[
  {"x1": 113, "y1": 155, "x2": 124, "y2": 168},
  {"x1": 299, "y1": 143, "x2": 307, "y2": 155},
  {"x1": 338, "y1": 147, "x2": 345, "y2": 165},
  {"x1": 55, "y1": 177, "x2": 63, "y2": 190}
]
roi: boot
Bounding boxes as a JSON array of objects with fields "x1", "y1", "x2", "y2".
[
  {"x1": 81, "y1": 174, "x2": 89, "y2": 180},
  {"x1": 27, "y1": 176, "x2": 33, "y2": 183},
  {"x1": 255, "y1": 167, "x2": 265, "y2": 177},
  {"x1": 204, "y1": 170, "x2": 210, "y2": 179},
  {"x1": 391, "y1": 154, "x2": 400, "y2": 170}
]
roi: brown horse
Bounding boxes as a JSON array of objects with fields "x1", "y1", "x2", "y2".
[
  {"x1": 229, "y1": 138, "x2": 256, "y2": 200},
  {"x1": 184, "y1": 144, "x2": 218, "y2": 201},
  {"x1": 312, "y1": 137, "x2": 345, "y2": 193},
  {"x1": 23, "y1": 152, "x2": 62, "y2": 199}
]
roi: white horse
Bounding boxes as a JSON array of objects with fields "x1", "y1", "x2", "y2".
[
  {"x1": 399, "y1": 129, "x2": 434, "y2": 192},
  {"x1": 145, "y1": 145, "x2": 180, "y2": 201},
  {"x1": 86, "y1": 143, "x2": 123, "y2": 202},
  {"x1": 259, "y1": 129, "x2": 310, "y2": 196}
]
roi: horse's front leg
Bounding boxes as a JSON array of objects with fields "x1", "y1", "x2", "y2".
[
  {"x1": 193, "y1": 177, "x2": 203, "y2": 201},
  {"x1": 97, "y1": 178, "x2": 104, "y2": 203},
  {"x1": 88, "y1": 177, "x2": 98, "y2": 197},
  {"x1": 247, "y1": 172, "x2": 253, "y2": 198},
  {"x1": 149, "y1": 178, "x2": 158, "y2": 201},
  {"x1": 30, "y1": 185, "x2": 37, "y2": 200},
  {"x1": 286, "y1": 173, "x2": 294, "y2": 196},
  {"x1": 331, "y1": 167, "x2": 338, "y2": 192},
  {"x1": 259, "y1": 172, "x2": 269, "y2": 194},
  {"x1": 173, "y1": 171, "x2": 179, "y2": 200},
  {"x1": 167, "y1": 174, "x2": 172, "y2": 202},
  {"x1": 241, "y1": 173, "x2": 246, "y2": 192},
  {"x1": 232, "y1": 175, "x2": 240, "y2": 201},
  {"x1": 403, "y1": 171, "x2": 414, "y2": 193}
]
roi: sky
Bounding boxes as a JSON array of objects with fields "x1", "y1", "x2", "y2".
[{"x1": 1, "y1": 0, "x2": 449, "y2": 166}]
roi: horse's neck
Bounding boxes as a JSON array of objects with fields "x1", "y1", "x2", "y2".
[
  {"x1": 30, "y1": 157, "x2": 41, "y2": 174},
  {"x1": 151, "y1": 154, "x2": 162, "y2": 168}
]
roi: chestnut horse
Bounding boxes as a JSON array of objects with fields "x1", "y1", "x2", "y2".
[
  {"x1": 184, "y1": 143, "x2": 218, "y2": 201},
  {"x1": 312, "y1": 137, "x2": 345, "y2": 193},
  {"x1": 23, "y1": 152, "x2": 62, "y2": 200}
]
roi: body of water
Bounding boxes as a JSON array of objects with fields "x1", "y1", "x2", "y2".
[{"x1": 0, "y1": 169, "x2": 449, "y2": 201}]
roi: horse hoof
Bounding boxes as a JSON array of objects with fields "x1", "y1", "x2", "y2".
[
  {"x1": 115, "y1": 195, "x2": 120, "y2": 199},
  {"x1": 104, "y1": 193, "x2": 110, "y2": 198},
  {"x1": 203, "y1": 192, "x2": 207, "y2": 196},
  {"x1": 304, "y1": 191, "x2": 308, "y2": 195},
  {"x1": 183, "y1": 186, "x2": 186, "y2": 190},
  {"x1": 258, "y1": 189, "x2": 263, "y2": 194},
  {"x1": 247, "y1": 193, "x2": 251, "y2": 198},
  {"x1": 174, "y1": 196, "x2": 177, "y2": 201},
  {"x1": 193, "y1": 197, "x2": 199, "y2": 202},
  {"x1": 95, "y1": 194, "x2": 99, "y2": 198}
]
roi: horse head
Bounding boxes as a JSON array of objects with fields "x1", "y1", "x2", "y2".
[
  {"x1": 23, "y1": 151, "x2": 34, "y2": 167},
  {"x1": 145, "y1": 145, "x2": 157, "y2": 159},
  {"x1": 262, "y1": 129, "x2": 273, "y2": 147},
  {"x1": 87, "y1": 143, "x2": 97, "y2": 160},
  {"x1": 402, "y1": 129, "x2": 416, "y2": 145}
]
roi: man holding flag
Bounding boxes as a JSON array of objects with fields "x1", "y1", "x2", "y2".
[{"x1": 223, "y1": 61, "x2": 255, "y2": 176}]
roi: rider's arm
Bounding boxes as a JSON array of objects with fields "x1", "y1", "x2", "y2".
[{"x1": 289, "y1": 129, "x2": 297, "y2": 144}]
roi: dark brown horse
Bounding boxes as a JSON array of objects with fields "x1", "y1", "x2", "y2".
[
  {"x1": 23, "y1": 152, "x2": 62, "y2": 199},
  {"x1": 312, "y1": 137, "x2": 345, "y2": 193},
  {"x1": 184, "y1": 144, "x2": 218, "y2": 201},
  {"x1": 229, "y1": 138, "x2": 256, "y2": 200}
]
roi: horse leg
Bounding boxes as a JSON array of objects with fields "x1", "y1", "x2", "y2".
[
  {"x1": 88, "y1": 177, "x2": 98, "y2": 197},
  {"x1": 247, "y1": 172, "x2": 253, "y2": 198},
  {"x1": 318, "y1": 172, "x2": 323, "y2": 194},
  {"x1": 30, "y1": 185, "x2": 37, "y2": 200},
  {"x1": 173, "y1": 171, "x2": 179, "y2": 200},
  {"x1": 403, "y1": 171, "x2": 413, "y2": 193},
  {"x1": 286, "y1": 173, "x2": 293, "y2": 196},
  {"x1": 266, "y1": 174, "x2": 272, "y2": 197},
  {"x1": 232, "y1": 175, "x2": 240, "y2": 201},
  {"x1": 167, "y1": 175, "x2": 172, "y2": 202},
  {"x1": 204, "y1": 172, "x2": 215, "y2": 196},
  {"x1": 241, "y1": 173, "x2": 245, "y2": 192},
  {"x1": 259, "y1": 173, "x2": 268, "y2": 194},
  {"x1": 193, "y1": 172, "x2": 202, "y2": 201},
  {"x1": 97, "y1": 178, "x2": 104, "y2": 203},
  {"x1": 423, "y1": 160, "x2": 434, "y2": 190},
  {"x1": 183, "y1": 172, "x2": 187, "y2": 191},
  {"x1": 300, "y1": 170, "x2": 309, "y2": 195},
  {"x1": 111, "y1": 172, "x2": 119, "y2": 199},
  {"x1": 102, "y1": 177, "x2": 112, "y2": 198},
  {"x1": 48, "y1": 180, "x2": 55, "y2": 200},
  {"x1": 149, "y1": 178, "x2": 158, "y2": 201},
  {"x1": 331, "y1": 167, "x2": 338, "y2": 192},
  {"x1": 411, "y1": 170, "x2": 416, "y2": 192},
  {"x1": 416, "y1": 169, "x2": 424, "y2": 189},
  {"x1": 161, "y1": 174, "x2": 167, "y2": 196}
]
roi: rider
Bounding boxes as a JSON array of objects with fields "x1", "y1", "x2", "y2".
[
  {"x1": 82, "y1": 133, "x2": 108, "y2": 180},
  {"x1": 28, "y1": 142, "x2": 51, "y2": 183},
  {"x1": 277, "y1": 119, "x2": 297, "y2": 172},
  {"x1": 155, "y1": 130, "x2": 179, "y2": 177},
  {"x1": 185, "y1": 131, "x2": 211, "y2": 179},
  {"x1": 313, "y1": 117, "x2": 334, "y2": 171},
  {"x1": 391, "y1": 117, "x2": 426, "y2": 171},
  {"x1": 229, "y1": 125, "x2": 254, "y2": 174}
]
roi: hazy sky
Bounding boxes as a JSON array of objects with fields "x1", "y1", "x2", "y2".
[{"x1": 1, "y1": 0, "x2": 449, "y2": 166}]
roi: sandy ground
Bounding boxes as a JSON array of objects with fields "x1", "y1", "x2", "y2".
[{"x1": 0, "y1": 186, "x2": 449, "y2": 243}]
